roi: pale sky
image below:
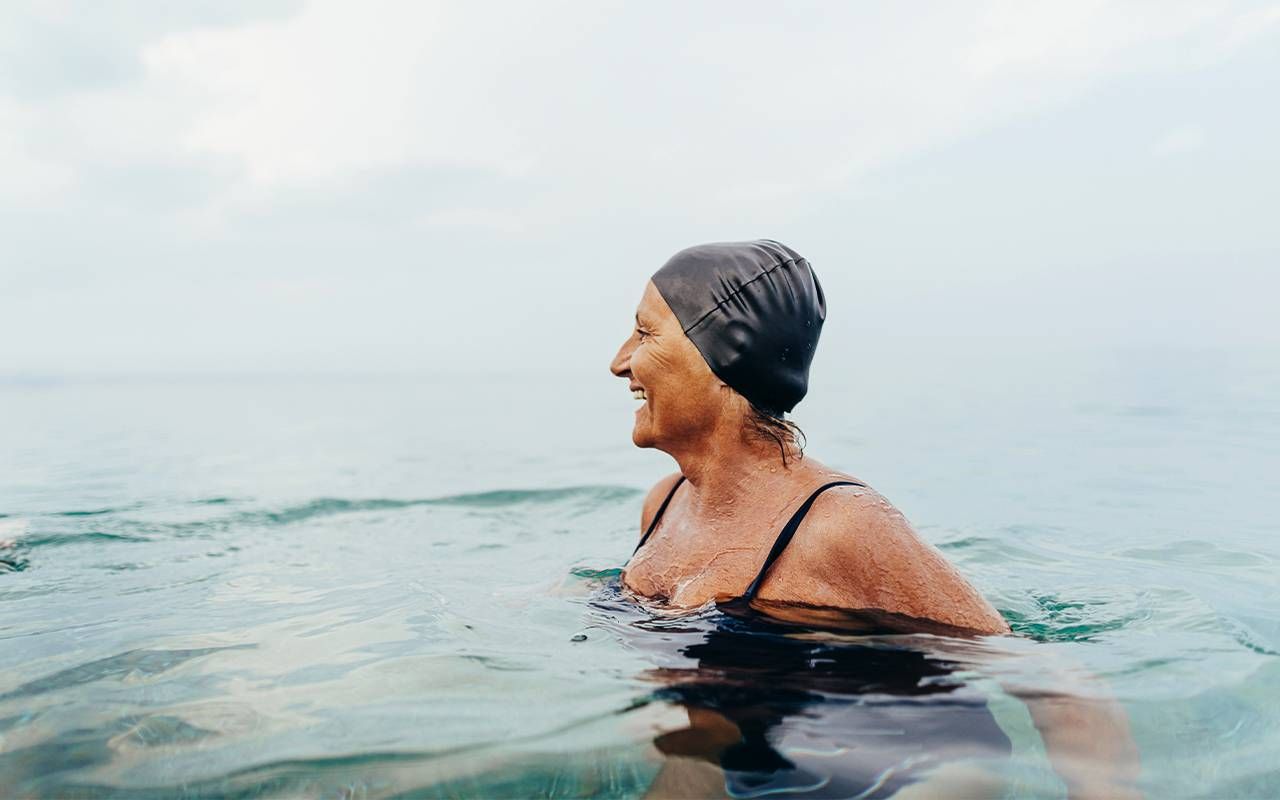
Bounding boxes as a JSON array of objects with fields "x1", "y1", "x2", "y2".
[{"x1": 2, "y1": 1, "x2": 1278, "y2": 375}]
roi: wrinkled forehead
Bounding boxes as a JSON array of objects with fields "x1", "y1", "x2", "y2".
[{"x1": 636, "y1": 280, "x2": 678, "y2": 328}]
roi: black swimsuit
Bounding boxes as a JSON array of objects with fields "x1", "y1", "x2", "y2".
[
  {"x1": 630, "y1": 475, "x2": 866, "y2": 604},
  {"x1": 621, "y1": 475, "x2": 1014, "y2": 798}
]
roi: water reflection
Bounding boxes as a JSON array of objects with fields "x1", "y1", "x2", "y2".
[{"x1": 594, "y1": 587, "x2": 1013, "y2": 798}]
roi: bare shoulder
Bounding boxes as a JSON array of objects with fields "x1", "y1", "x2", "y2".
[
  {"x1": 801, "y1": 482, "x2": 916, "y2": 557},
  {"x1": 774, "y1": 482, "x2": 1010, "y2": 634},
  {"x1": 639, "y1": 471, "x2": 684, "y2": 534}
]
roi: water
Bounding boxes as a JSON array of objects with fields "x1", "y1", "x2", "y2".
[{"x1": 2, "y1": 346, "x2": 1278, "y2": 798}]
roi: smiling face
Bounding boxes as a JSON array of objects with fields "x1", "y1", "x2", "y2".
[{"x1": 610, "y1": 281, "x2": 727, "y2": 451}]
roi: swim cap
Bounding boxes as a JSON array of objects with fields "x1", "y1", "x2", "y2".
[{"x1": 651, "y1": 240, "x2": 825, "y2": 417}]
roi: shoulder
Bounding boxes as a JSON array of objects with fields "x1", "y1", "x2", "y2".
[
  {"x1": 639, "y1": 471, "x2": 684, "y2": 533},
  {"x1": 798, "y1": 484, "x2": 947, "y2": 582},
  {"x1": 780, "y1": 483, "x2": 1010, "y2": 634},
  {"x1": 756, "y1": 481, "x2": 910, "y2": 606},
  {"x1": 801, "y1": 483, "x2": 914, "y2": 555},
  {"x1": 760, "y1": 478, "x2": 911, "y2": 587}
]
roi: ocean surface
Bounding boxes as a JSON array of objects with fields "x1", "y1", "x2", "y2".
[{"x1": 2, "y1": 346, "x2": 1278, "y2": 798}]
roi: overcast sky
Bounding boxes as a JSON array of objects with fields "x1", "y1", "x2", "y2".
[{"x1": 2, "y1": 1, "x2": 1278, "y2": 376}]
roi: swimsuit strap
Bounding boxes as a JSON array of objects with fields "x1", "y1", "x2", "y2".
[
  {"x1": 739, "y1": 480, "x2": 865, "y2": 603},
  {"x1": 631, "y1": 475, "x2": 686, "y2": 556}
]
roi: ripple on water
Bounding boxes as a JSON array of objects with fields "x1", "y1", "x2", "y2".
[
  {"x1": 19, "y1": 531, "x2": 152, "y2": 548},
  {"x1": 1002, "y1": 591, "x2": 1151, "y2": 643},
  {"x1": 108, "y1": 714, "x2": 219, "y2": 750},
  {"x1": 931, "y1": 527, "x2": 1076, "y2": 569},
  {"x1": 0, "y1": 646, "x2": 256, "y2": 703},
  {"x1": 570, "y1": 567, "x2": 623, "y2": 581},
  {"x1": 0, "y1": 486, "x2": 640, "y2": 578},
  {"x1": 1118, "y1": 538, "x2": 1273, "y2": 569},
  {"x1": 123, "y1": 485, "x2": 637, "y2": 534},
  {"x1": 54, "y1": 506, "x2": 143, "y2": 518}
]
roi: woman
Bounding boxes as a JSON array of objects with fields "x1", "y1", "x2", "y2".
[
  {"x1": 610, "y1": 239, "x2": 1006, "y2": 634},
  {"x1": 607, "y1": 240, "x2": 1141, "y2": 799}
]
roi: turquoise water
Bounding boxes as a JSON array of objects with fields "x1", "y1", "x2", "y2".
[{"x1": 2, "y1": 347, "x2": 1278, "y2": 798}]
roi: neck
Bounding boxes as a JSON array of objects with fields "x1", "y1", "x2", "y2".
[{"x1": 665, "y1": 422, "x2": 802, "y2": 515}]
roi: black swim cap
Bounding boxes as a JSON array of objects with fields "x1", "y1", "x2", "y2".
[{"x1": 651, "y1": 240, "x2": 825, "y2": 417}]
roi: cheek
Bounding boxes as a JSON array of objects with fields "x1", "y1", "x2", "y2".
[
  {"x1": 639, "y1": 345, "x2": 719, "y2": 413},
  {"x1": 629, "y1": 344, "x2": 665, "y2": 387}
]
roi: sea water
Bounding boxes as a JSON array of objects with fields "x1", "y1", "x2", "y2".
[{"x1": 1, "y1": 345, "x2": 1277, "y2": 798}]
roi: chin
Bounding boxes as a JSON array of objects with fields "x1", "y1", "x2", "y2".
[
  {"x1": 631, "y1": 427, "x2": 655, "y2": 449},
  {"x1": 631, "y1": 418, "x2": 661, "y2": 449}
]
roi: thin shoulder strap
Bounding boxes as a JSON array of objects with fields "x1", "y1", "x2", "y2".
[
  {"x1": 740, "y1": 480, "x2": 865, "y2": 602},
  {"x1": 631, "y1": 475, "x2": 686, "y2": 556}
]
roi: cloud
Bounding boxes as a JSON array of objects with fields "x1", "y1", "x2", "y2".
[
  {"x1": 125, "y1": 1, "x2": 1274, "y2": 217},
  {"x1": 1, "y1": 1, "x2": 1278, "y2": 372},
  {"x1": 3, "y1": 2, "x2": 1274, "y2": 225},
  {"x1": 140, "y1": 2, "x2": 537, "y2": 187}
]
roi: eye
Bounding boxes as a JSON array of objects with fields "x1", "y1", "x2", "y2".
[{"x1": 636, "y1": 327, "x2": 651, "y2": 340}]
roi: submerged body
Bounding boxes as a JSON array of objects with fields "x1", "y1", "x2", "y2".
[{"x1": 589, "y1": 578, "x2": 1013, "y2": 800}]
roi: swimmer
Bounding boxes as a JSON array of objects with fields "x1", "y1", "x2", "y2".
[
  {"x1": 609, "y1": 240, "x2": 1141, "y2": 799},
  {"x1": 611, "y1": 239, "x2": 1004, "y2": 632}
]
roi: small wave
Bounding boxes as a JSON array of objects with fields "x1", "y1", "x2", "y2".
[
  {"x1": 54, "y1": 505, "x2": 143, "y2": 518},
  {"x1": 0, "y1": 645, "x2": 255, "y2": 702},
  {"x1": 936, "y1": 535, "x2": 992, "y2": 550},
  {"x1": 109, "y1": 714, "x2": 218, "y2": 748},
  {"x1": 26, "y1": 701, "x2": 642, "y2": 798},
  {"x1": 28, "y1": 487, "x2": 637, "y2": 528},
  {"x1": 1220, "y1": 616, "x2": 1280, "y2": 657},
  {"x1": 256, "y1": 486, "x2": 638, "y2": 525},
  {"x1": 4, "y1": 487, "x2": 643, "y2": 574},
  {"x1": 1118, "y1": 539, "x2": 1272, "y2": 569},
  {"x1": 256, "y1": 497, "x2": 423, "y2": 525},
  {"x1": 1003, "y1": 591, "x2": 1149, "y2": 643},
  {"x1": 129, "y1": 485, "x2": 642, "y2": 534},
  {"x1": 43, "y1": 732, "x2": 640, "y2": 799},
  {"x1": 930, "y1": 527, "x2": 1076, "y2": 568},
  {"x1": 19, "y1": 531, "x2": 152, "y2": 548},
  {"x1": 432, "y1": 485, "x2": 640, "y2": 508}
]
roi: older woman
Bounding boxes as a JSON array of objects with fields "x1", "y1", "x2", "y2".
[
  {"x1": 610, "y1": 239, "x2": 1006, "y2": 634},
  {"x1": 610, "y1": 240, "x2": 1141, "y2": 800}
]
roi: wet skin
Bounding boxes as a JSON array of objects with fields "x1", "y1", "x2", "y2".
[
  {"x1": 610, "y1": 279, "x2": 1143, "y2": 799},
  {"x1": 609, "y1": 280, "x2": 1010, "y2": 635}
]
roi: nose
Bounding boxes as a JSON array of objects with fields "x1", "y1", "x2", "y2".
[{"x1": 610, "y1": 334, "x2": 634, "y2": 378}]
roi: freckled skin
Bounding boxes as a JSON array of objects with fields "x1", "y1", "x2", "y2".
[{"x1": 609, "y1": 281, "x2": 1010, "y2": 635}]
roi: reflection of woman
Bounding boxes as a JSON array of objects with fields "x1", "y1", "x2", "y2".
[
  {"x1": 608, "y1": 241, "x2": 1141, "y2": 798},
  {"x1": 635, "y1": 613, "x2": 1013, "y2": 799}
]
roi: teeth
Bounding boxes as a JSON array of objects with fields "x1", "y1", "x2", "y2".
[{"x1": 632, "y1": 389, "x2": 646, "y2": 400}]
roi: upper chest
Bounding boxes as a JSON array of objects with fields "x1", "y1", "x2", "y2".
[{"x1": 621, "y1": 499, "x2": 831, "y2": 608}]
